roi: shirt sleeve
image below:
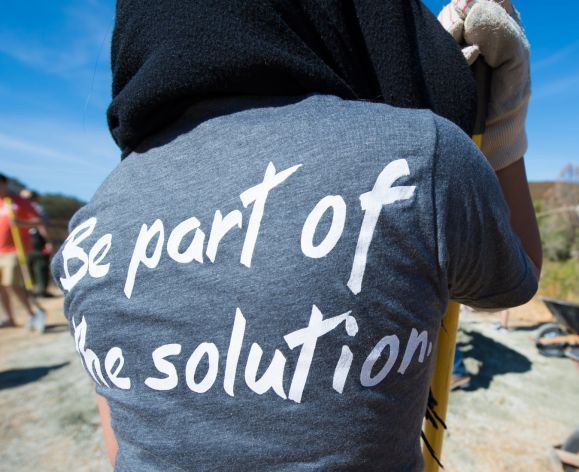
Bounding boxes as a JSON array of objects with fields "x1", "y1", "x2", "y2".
[{"x1": 432, "y1": 115, "x2": 538, "y2": 309}]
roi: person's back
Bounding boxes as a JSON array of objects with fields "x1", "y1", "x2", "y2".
[{"x1": 51, "y1": 94, "x2": 536, "y2": 470}]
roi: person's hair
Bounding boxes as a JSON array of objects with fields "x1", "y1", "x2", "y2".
[
  {"x1": 20, "y1": 189, "x2": 33, "y2": 199},
  {"x1": 0, "y1": 174, "x2": 8, "y2": 184}
]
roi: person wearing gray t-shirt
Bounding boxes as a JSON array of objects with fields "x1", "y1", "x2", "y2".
[{"x1": 51, "y1": 1, "x2": 540, "y2": 470}]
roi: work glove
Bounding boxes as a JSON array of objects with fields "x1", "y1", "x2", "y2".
[{"x1": 438, "y1": 0, "x2": 531, "y2": 171}]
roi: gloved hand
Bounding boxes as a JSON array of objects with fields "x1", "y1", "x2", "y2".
[{"x1": 438, "y1": 0, "x2": 530, "y2": 171}]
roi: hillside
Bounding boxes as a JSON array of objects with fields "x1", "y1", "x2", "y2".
[{"x1": 529, "y1": 181, "x2": 579, "y2": 203}]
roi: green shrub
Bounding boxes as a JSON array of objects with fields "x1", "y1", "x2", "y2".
[{"x1": 539, "y1": 259, "x2": 579, "y2": 303}]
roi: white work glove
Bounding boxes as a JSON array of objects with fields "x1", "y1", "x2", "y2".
[{"x1": 438, "y1": 0, "x2": 531, "y2": 171}]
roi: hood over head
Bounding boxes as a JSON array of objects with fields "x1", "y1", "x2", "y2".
[{"x1": 108, "y1": 0, "x2": 477, "y2": 157}]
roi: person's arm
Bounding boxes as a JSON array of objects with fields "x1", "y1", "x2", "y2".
[
  {"x1": 495, "y1": 158, "x2": 542, "y2": 279},
  {"x1": 434, "y1": 115, "x2": 538, "y2": 310},
  {"x1": 15, "y1": 218, "x2": 50, "y2": 238},
  {"x1": 14, "y1": 218, "x2": 53, "y2": 254},
  {"x1": 13, "y1": 199, "x2": 53, "y2": 252},
  {"x1": 438, "y1": 1, "x2": 541, "y2": 281},
  {"x1": 96, "y1": 394, "x2": 118, "y2": 467}
]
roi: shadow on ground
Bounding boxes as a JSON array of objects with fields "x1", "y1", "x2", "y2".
[
  {"x1": 511, "y1": 322, "x2": 551, "y2": 333},
  {"x1": 459, "y1": 330, "x2": 532, "y2": 391},
  {"x1": 43, "y1": 324, "x2": 69, "y2": 334},
  {"x1": 0, "y1": 362, "x2": 69, "y2": 390}
]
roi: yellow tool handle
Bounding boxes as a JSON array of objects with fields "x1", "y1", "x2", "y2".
[
  {"x1": 5, "y1": 197, "x2": 35, "y2": 291},
  {"x1": 422, "y1": 58, "x2": 491, "y2": 471},
  {"x1": 422, "y1": 302, "x2": 460, "y2": 471}
]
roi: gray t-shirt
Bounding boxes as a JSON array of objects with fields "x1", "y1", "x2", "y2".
[{"x1": 51, "y1": 95, "x2": 537, "y2": 471}]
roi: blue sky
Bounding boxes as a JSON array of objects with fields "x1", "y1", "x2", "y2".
[{"x1": 1, "y1": 1, "x2": 577, "y2": 201}]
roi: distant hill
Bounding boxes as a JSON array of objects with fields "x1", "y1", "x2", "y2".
[
  {"x1": 38, "y1": 194, "x2": 85, "y2": 246},
  {"x1": 529, "y1": 181, "x2": 579, "y2": 203},
  {"x1": 38, "y1": 194, "x2": 85, "y2": 222}
]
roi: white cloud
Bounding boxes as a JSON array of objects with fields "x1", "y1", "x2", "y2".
[
  {"x1": 533, "y1": 73, "x2": 579, "y2": 100},
  {"x1": 0, "y1": 115, "x2": 119, "y2": 200},
  {"x1": 533, "y1": 41, "x2": 579, "y2": 72},
  {"x1": 0, "y1": 1, "x2": 113, "y2": 78},
  {"x1": 0, "y1": 133, "x2": 96, "y2": 167}
]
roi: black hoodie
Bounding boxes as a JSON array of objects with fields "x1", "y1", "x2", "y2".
[{"x1": 108, "y1": 0, "x2": 477, "y2": 157}]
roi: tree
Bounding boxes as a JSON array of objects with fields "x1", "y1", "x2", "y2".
[
  {"x1": 39, "y1": 194, "x2": 85, "y2": 222},
  {"x1": 537, "y1": 164, "x2": 579, "y2": 261}
]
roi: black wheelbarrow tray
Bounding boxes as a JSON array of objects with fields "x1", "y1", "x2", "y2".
[{"x1": 535, "y1": 297, "x2": 579, "y2": 359}]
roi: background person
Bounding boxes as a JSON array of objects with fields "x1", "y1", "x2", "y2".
[
  {"x1": 20, "y1": 190, "x2": 54, "y2": 298},
  {"x1": 0, "y1": 174, "x2": 47, "y2": 331}
]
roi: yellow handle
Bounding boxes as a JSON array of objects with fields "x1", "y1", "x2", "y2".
[
  {"x1": 422, "y1": 301, "x2": 460, "y2": 471},
  {"x1": 5, "y1": 197, "x2": 35, "y2": 291},
  {"x1": 472, "y1": 133, "x2": 483, "y2": 149}
]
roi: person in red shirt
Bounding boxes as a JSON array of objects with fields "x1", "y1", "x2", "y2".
[{"x1": 0, "y1": 174, "x2": 49, "y2": 329}]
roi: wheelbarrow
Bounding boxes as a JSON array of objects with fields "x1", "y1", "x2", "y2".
[{"x1": 535, "y1": 297, "x2": 579, "y2": 360}]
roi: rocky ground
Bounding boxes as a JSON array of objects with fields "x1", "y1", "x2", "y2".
[
  {"x1": 443, "y1": 302, "x2": 578, "y2": 472},
  {"x1": 0, "y1": 294, "x2": 577, "y2": 472}
]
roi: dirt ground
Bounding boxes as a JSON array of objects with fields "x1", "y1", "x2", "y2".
[
  {"x1": 0, "y1": 295, "x2": 109, "y2": 472},
  {"x1": 1, "y1": 294, "x2": 577, "y2": 472},
  {"x1": 443, "y1": 302, "x2": 579, "y2": 472}
]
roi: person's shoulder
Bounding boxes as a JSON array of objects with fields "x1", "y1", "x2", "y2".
[
  {"x1": 298, "y1": 94, "x2": 436, "y2": 127},
  {"x1": 431, "y1": 113, "x2": 496, "y2": 185},
  {"x1": 291, "y1": 95, "x2": 439, "y2": 154}
]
